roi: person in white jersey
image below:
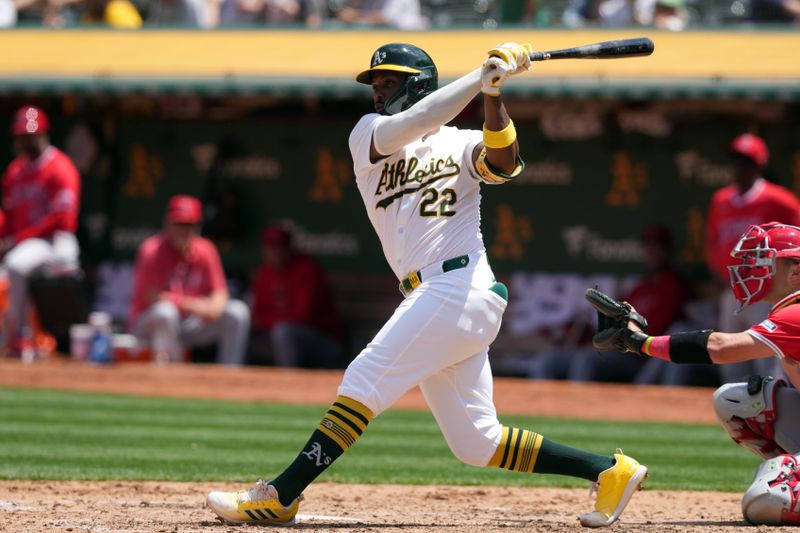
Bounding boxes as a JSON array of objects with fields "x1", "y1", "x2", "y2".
[{"x1": 206, "y1": 42, "x2": 648, "y2": 528}]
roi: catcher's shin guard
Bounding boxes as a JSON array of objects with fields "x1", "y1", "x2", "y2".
[
  {"x1": 713, "y1": 377, "x2": 787, "y2": 459},
  {"x1": 742, "y1": 454, "x2": 800, "y2": 525}
]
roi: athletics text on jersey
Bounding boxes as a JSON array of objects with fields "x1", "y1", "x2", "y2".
[{"x1": 349, "y1": 114, "x2": 487, "y2": 279}]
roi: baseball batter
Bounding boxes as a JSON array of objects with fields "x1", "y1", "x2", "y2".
[
  {"x1": 587, "y1": 222, "x2": 800, "y2": 525},
  {"x1": 0, "y1": 105, "x2": 81, "y2": 356},
  {"x1": 208, "y1": 42, "x2": 647, "y2": 528}
]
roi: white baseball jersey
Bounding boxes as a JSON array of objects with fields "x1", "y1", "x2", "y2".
[
  {"x1": 349, "y1": 113, "x2": 487, "y2": 279},
  {"x1": 340, "y1": 112, "x2": 509, "y2": 466}
]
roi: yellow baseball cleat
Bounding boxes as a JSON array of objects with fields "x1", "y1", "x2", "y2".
[
  {"x1": 206, "y1": 480, "x2": 302, "y2": 525},
  {"x1": 580, "y1": 450, "x2": 648, "y2": 528}
]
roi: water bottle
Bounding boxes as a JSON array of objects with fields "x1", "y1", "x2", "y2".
[{"x1": 88, "y1": 312, "x2": 113, "y2": 364}]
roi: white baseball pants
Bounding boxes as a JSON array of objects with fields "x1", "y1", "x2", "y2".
[{"x1": 338, "y1": 254, "x2": 508, "y2": 467}]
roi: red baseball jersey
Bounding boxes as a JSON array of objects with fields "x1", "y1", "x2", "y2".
[
  {"x1": 706, "y1": 178, "x2": 800, "y2": 281},
  {"x1": 1, "y1": 147, "x2": 81, "y2": 243},
  {"x1": 748, "y1": 291, "x2": 800, "y2": 362},
  {"x1": 129, "y1": 234, "x2": 228, "y2": 325},
  {"x1": 251, "y1": 252, "x2": 344, "y2": 340}
]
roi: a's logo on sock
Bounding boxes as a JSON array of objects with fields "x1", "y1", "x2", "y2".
[{"x1": 302, "y1": 441, "x2": 331, "y2": 467}]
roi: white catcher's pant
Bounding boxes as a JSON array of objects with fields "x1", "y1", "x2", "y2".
[
  {"x1": 3, "y1": 231, "x2": 80, "y2": 342},
  {"x1": 338, "y1": 253, "x2": 507, "y2": 467}
]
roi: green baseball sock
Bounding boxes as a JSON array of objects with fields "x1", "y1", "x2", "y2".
[
  {"x1": 488, "y1": 426, "x2": 613, "y2": 480},
  {"x1": 271, "y1": 431, "x2": 343, "y2": 507},
  {"x1": 271, "y1": 396, "x2": 373, "y2": 506},
  {"x1": 533, "y1": 438, "x2": 614, "y2": 480}
]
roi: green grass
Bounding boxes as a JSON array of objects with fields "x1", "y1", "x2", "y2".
[{"x1": 0, "y1": 386, "x2": 760, "y2": 491}]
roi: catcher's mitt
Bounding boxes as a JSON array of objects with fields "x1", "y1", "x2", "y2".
[{"x1": 585, "y1": 288, "x2": 649, "y2": 353}]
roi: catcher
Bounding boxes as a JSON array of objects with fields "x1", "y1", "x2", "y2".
[{"x1": 586, "y1": 221, "x2": 800, "y2": 526}]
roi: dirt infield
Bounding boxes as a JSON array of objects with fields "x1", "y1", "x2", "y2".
[{"x1": 0, "y1": 360, "x2": 787, "y2": 532}]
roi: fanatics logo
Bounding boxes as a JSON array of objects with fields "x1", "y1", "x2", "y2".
[{"x1": 760, "y1": 319, "x2": 778, "y2": 332}]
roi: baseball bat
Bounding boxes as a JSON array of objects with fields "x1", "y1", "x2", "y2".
[{"x1": 529, "y1": 37, "x2": 654, "y2": 61}]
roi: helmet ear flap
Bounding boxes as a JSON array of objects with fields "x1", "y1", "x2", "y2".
[{"x1": 383, "y1": 71, "x2": 435, "y2": 115}]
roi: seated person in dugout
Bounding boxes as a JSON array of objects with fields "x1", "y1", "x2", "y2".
[
  {"x1": 0, "y1": 105, "x2": 81, "y2": 357},
  {"x1": 248, "y1": 224, "x2": 345, "y2": 368},
  {"x1": 588, "y1": 221, "x2": 800, "y2": 526},
  {"x1": 128, "y1": 194, "x2": 250, "y2": 365}
]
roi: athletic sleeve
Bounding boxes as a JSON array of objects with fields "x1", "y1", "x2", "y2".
[
  {"x1": 348, "y1": 113, "x2": 382, "y2": 176},
  {"x1": 748, "y1": 305, "x2": 800, "y2": 361}
]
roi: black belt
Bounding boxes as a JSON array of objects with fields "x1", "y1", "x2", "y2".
[{"x1": 399, "y1": 255, "x2": 471, "y2": 297}]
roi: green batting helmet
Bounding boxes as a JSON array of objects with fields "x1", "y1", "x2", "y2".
[{"x1": 356, "y1": 43, "x2": 438, "y2": 115}]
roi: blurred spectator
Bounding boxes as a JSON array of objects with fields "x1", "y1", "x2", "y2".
[
  {"x1": 248, "y1": 224, "x2": 344, "y2": 368},
  {"x1": 335, "y1": 0, "x2": 428, "y2": 29},
  {"x1": 14, "y1": 0, "x2": 67, "y2": 26},
  {"x1": 0, "y1": 105, "x2": 81, "y2": 357},
  {"x1": 147, "y1": 0, "x2": 212, "y2": 26},
  {"x1": 0, "y1": 0, "x2": 17, "y2": 26},
  {"x1": 650, "y1": 0, "x2": 687, "y2": 30},
  {"x1": 562, "y1": 0, "x2": 686, "y2": 28},
  {"x1": 706, "y1": 133, "x2": 800, "y2": 383},
  {"x1": 529, "y1": 226, "x2": 689, "y2": 383},
  {"x1": 562, "y1": 0, "x2": 650, "y2": 26},
  {"x1": 129, "y1": 195, "x2": 250, "y2": 365},
  {"x1": 216, "y1": 0, "x2": 302, "y2": 26},
  {"x1": 749, "y1": 0, "x2": 800, "y2": 22},
  {"x1": 82, "y1": 0, "x2": 143, "y2": 27}
]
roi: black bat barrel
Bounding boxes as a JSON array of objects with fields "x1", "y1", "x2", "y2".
[{"x1": 530, "y1": 37, "x2": 654, "y2": 61}]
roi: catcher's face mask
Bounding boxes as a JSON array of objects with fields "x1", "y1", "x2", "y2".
[{"x1": 728, "y1": 223, "x2": 800, "y2": 311}]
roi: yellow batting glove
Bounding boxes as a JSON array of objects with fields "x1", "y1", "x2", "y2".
[{"x1": 488, "y1": 42, "x2": 533, "y2": 76}]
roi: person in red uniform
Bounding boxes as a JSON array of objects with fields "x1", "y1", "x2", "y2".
[
  {"x1": 129, "y1": 195, "x2": 250, "y2": 365},
  {"x1": 0, "y1": 105, "x2": 81, "y2": 356},
  {"x1": 572, "y1": 225, "x2": 689, "y2": 382},
  {"x1": 706, "y1": 133, "x2": 800, "y2": 383},
  {"x1": 590, "y1": 222, "x2": 800, "y2": 526},
  {"x1": 529, "y1": 225, "x2": 689, "y2": 382},
  {"x1": 248, "y1": 224, "x2": 344, "y2": 368}
]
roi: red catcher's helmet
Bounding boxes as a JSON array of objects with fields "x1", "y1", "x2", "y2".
[
  {"x1": 11, "y1": 105, "x2": 50, "y2": 136},
  {"x1": 728, "y1": 222, "x2": 800, "y2": 311},
  {"x1": 731, "y1": 133, "x2": 769, "y2": 167}
]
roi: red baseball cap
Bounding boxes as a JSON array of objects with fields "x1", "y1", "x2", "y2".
[
  {"x1": 730, "y1": 133, "x2": 768, "y2": 167},
  {"x1": 166, "y1": 195, "x2": 202, "y2": 224},
  {"x1": 11, "y1": 105, "x2": 50, "y2": 136},
  {"x1": 261, "y1": 225, "x2": 292, "y2": 249}
]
